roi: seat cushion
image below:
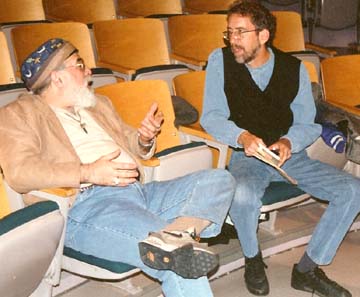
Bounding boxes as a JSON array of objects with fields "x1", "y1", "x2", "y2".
[
  {"x1": 261, "y1": 181, "x2": 305, "y2": 205},
  {"x1": 63, "y1": 247, "x2": 136, "y2": 274}
]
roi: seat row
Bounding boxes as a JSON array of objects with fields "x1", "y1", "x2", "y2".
[
  {"x1": 1, "y1": 0, "x2": 358, "y2": 48},
  {"x1": 1, "y1": 0, "x2": 294, "y2": 23},
  {"x1": 1, "y1": 14, "x2": 359, "y2": 114},
  {"x1": 0, "y1": 11, "x2": 335, "y2": 87}
]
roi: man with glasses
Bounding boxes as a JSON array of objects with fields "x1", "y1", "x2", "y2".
[
  {"x1": 0, "y1": 38, "x2": 237, "y2": 297},
  {"x1": 201, "y1": 1, "x2": 360, "y2": 296}
]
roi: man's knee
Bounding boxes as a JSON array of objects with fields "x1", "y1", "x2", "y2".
[
  {"x1": 212, "y1": 168, "x2": 236, "y2": 185},
  {"x1": 232, "y1": 180, "x2": 264, "y2": 208},
  {"x1": 346, "y1": 179, "x2": 360, "y2": 208},
  {"x1": 196, "y1": 169, "x2": 236, "y2": 190}
]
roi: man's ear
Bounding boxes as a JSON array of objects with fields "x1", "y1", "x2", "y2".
[
  {"x1": 259, "y1": 29, "x2": 270, "y2": 45},
  {"x1": 51, "y1": 71, "x2": 63, "y2": 87}
]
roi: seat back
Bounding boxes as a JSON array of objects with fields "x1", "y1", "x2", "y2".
[
  {"x1": 168, "y1": 14, "x2": 227, "y2": 69},
  {"x1": 0, "y1": 84, "x2": 28, "y2": 108},
  {"x1": 305, "y1": 0, "x2": 359, "y2": 45},
  {"x1": 321, "y1": 54, "x2": 360, "y2": 110},
  {"x1": 0, "y1": 32, "x2": 16, "y2": 85},
  {"x1": 260, "y1": 0, "x2": 302, "y2": 13},
  {"x1": 302, "y1": 60, "x2": 318, "y2": 84},
  {"x1": 173, "y1": 70, "x2": 230, "y2": 168},
  {"x1": 0, "y1": 0, "x2": 46, "y2": 23},
  {"x1": 262, "y1": 0, "x2": 300, "y2": 5},
  {"x1": 0, "y1": 175, "x2": 11, "y2": 218},
  {"x1": 0, "y1": 175, "x2": 65, "y2": 297},
  {"x1": 173, "y1": 70, "x2": 206, "y2": 129},
  {"x1": 314, "y1": 0, "x2": 358, "y2": 30},
  {"x1": 183, "y1": 0, "x2": 234, "y2": 13},
  {"x1": 43, "y1": 0, "x2": 117, "y2": 24},
  {"x1": 271, "y1": 11, "x2": 323, "y2": 80},
  {"x1": 272, "y1": 11, "x2": 305, "y2": 52},
  {"x1": 93, "y1": 19, "x2": 170, "y2": 75},
  {"x1": 0, "y1": 201, "x2": 64, "y2": 297},
  {"x1": 95, "y1": 80, "x2": 213, "y2": 181},
  {"x1": 96, "y1": 80, "x2": 180, "y2": 152},
  {"x1": 11, "y1": 22, "x2": 97, "y2": 75},
  {"x1": 118, "y1": 0, "x2": 183, "y2": 17}
]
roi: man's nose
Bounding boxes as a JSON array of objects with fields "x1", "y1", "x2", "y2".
[{"x1": 85, "y1": 66, "x2": 92, "y2": 76}]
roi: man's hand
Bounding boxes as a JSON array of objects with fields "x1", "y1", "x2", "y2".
[
  {"x1": 268, "y1": 138, "x2": 292, "y2": 167},
  {"x1": 138, "y1": 102, "x2": 164, "y2": 145},
  {"x1": 238, "y1": 130, "x2": 266, "y2": 157},
  {"x1": 80, "y1": 150, "x2": 139, "y2": 187}
]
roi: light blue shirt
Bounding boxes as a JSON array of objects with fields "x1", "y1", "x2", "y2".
[{"x1": 200, "y1": 48, "x2": 321, "y2": 153}]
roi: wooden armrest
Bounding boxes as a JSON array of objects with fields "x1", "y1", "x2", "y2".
[
  {"x1": 325, "y1": 100, "x2": 360, "y2": 116},
  {"x1": 170, "y1": 53, "x2": 206, "y2": 67},
  {"x1": 40, "y1": 187, "x2": 77, "y2": 197},
  {"x1": 305, "y1": 43, "x2": 337, "y2": 57},
  {"x1": 141, "y1": 157, "x2": 160, "y2": 167},
  {"x1": 179, "y1": 124, "x2": 230, "y2": 169},
  {"x1": 179, "y1": 124, "x2": 216, "y2": 140},
  {"x1": 96, "y1": 62, "x2": 136, "y2": 75}
]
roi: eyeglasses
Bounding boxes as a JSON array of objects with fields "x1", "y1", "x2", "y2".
[
  {"x1": 62, "y1": 58, "x2": 86, "y2": 71},
  {"x1": 223, "y1": 28, "x2": 260, "y2": 40}
]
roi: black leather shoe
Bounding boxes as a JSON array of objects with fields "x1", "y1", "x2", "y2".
[
  {"x1": 291, "y1": 264, "x2": 352, "y2": 297},
  {"x1": 244, "y1": 251, "x2": 269, "y2": 295}
]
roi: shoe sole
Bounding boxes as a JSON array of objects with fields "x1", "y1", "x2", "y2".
[
  {"x1": 245, "y1": 285, "x2": 269, "y2": 296},
  {"x1": 292, "y1": 282, "x2": 331, "y2": 297},
  {"x1": 245, "y1": 278, "x2": 269, "y2": 296},
  {"x1": 139, "y1": 242, "x2": 219, "y2": 279}
]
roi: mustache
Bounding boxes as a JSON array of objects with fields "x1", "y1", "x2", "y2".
[
  {"x1": 84, "y1": 76, "x2": 93, "y2": 87},
  {"x1": 231, "y1": 44, "x2": 245, "y2": 51}
]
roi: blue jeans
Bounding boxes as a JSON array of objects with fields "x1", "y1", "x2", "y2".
[
  {"x1": 65, "y1": 169, "x2": 236, "y2": 297},
  {"x1": 229, "y1": 150, "x2": 360, "y2": 265}
]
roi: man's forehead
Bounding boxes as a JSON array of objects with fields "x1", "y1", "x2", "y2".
[{"x1": 227, "y1": 15, "x2": 254, "y2": 29}]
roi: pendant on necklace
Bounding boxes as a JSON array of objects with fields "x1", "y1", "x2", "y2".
[{"x1": 80, "y1": 123, "x2": 88, "y2": 134}]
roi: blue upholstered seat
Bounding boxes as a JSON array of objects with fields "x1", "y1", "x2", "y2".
[{"x1": 261, "y1": 182, "x2": 305, "y2": 206}]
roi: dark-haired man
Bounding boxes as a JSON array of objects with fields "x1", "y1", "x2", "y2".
[{"x1": 201, "y1": 1, "x2": 360, "y2": 296}]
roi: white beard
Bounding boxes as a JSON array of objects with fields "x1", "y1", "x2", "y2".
[{"x1": 64, "y1": 78, "x2": 97, "y2": 109}]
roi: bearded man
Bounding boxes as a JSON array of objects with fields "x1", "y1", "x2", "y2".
[
  {"x1": 0, "y1": 38, "x2": 237, "y2": 297},
  {"x1": 201, "y1": 1, "x2": 360, "y2": 297}
]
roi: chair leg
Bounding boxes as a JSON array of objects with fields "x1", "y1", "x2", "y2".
[
  {"x1": 108, "y1": 278, "x2": 143, "y2": 295},
  {"x1": 29, "y1": 279, "x2": 53, "y2": 297},
  {"x1": 259, "y1": 211, "x2": 282, "y2": 235}
]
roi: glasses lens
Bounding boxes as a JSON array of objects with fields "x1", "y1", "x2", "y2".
[{"x1": 77, "y1": 59, "x2": 85, "y2": 70}]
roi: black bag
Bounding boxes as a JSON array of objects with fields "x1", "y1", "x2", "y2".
[{"x1": 171, "y1": 95, "x2": 199, "y2": 127}]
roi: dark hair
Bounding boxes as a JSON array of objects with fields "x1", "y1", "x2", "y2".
[{"x1": 227, "y1": 1, "x2": 276, "y2": 46}]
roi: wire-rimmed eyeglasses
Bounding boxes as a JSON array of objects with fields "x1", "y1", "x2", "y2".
[
  {"x1": 62, "y1": 58, "x2": 86, "y2": 71},
  {"x1": 223, "y1": 28, "x2": 260, "y2": 40}
]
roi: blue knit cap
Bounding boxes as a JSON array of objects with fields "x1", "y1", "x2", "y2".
[{"x1": 21, "y1": 38, "x2": 77, "y2": 91}]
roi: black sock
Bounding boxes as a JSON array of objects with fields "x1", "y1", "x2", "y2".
[{"x1": 297, "y1": 252, "x2": 317, "y2": 273}]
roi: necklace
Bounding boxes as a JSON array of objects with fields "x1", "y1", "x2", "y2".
[{"x1": 63, "y1": 110, "x2": 88, "y2": 134}]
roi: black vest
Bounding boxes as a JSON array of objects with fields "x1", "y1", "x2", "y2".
[{"x1": 223, "y1": 47, "x2": 300, "y2": 146}]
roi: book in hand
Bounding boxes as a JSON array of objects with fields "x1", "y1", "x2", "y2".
[{"x1": 254, "y1": 145, "x2": 298, "y2": 185}]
